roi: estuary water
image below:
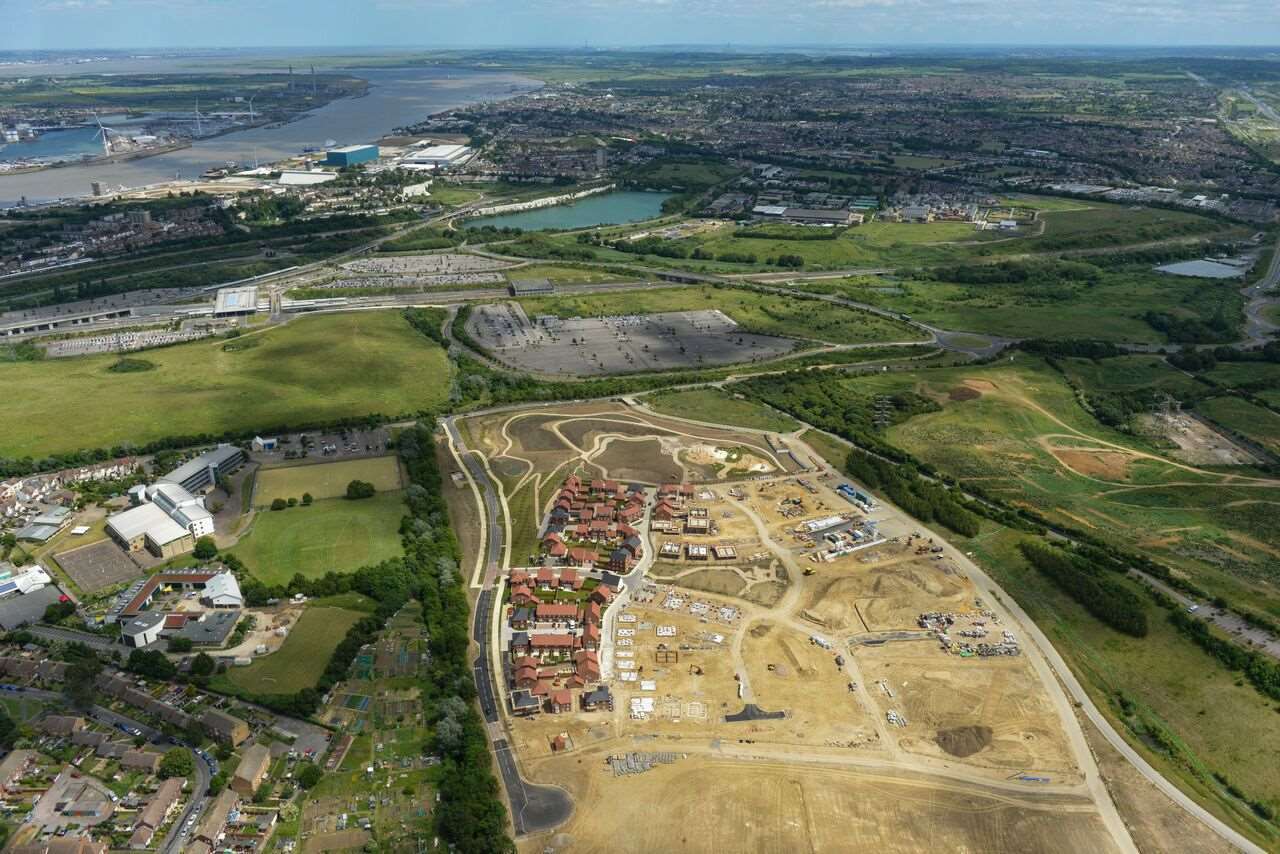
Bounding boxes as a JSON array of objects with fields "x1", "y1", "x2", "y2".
[{"x1": 0, "y1": 66, "x2": 539, "y2": 206}]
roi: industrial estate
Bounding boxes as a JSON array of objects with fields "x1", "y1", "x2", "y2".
[{"x1": 0, "y1": 39, "x2": 1278, "y2": 854}]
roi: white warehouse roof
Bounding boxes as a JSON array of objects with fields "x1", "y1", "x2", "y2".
[{"x1": 107, "y1": 504, "x2": 189, "y2": 546}]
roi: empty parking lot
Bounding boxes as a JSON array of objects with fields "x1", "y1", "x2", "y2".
[{"x1": 466, "y1": 302, "x2": 798, "y2": 375}]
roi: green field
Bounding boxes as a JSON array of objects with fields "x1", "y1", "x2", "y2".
[
  {"x1": 796, "y1": 356, "x2": 1280, "y2": 613},
  {"x1": 507, "y1": 264, "x2": 646, "y2": 285},
  {"x1": 216, "y1": 605, "x2": 365, "y2": 694},
  {"x1": 516, "y1": 285, "x2": 925, "y2": 345},
  {"x1": 506, "y1": 198, "x2": 1238, "y2": 274},
  {"x1": 230, "y1": 493, "x2": 406, "y2": 584},
  {"x1": 966, "y1": 527, "x2": 1280, "y2": 847},
  {"x1": 645, "y1": 388, "x2": 801, "y2": 432},
  {"x1": 254, "y1": 457, "x2": 404, "y2": 506},
  {"x1": 0, "y1": 311, "x2": 451, "y2": 458},
  {"x1": 1196, "y1": 395, "x2": 1280, "y2": 454},
  {"x1": 794, "y1": 267, "x2": 1242, "y2": 342}
]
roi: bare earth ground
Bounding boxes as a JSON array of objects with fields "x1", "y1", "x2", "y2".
[
  {"x1": 1075, "y1": 706, "x2": 1227, "y2": 854},
  {"x1": 458, "y1": 397, "x2": 1146, "y2": 853},
  {"x1": 524, "y1": 754, "x2": 1120, "y2": 854}
]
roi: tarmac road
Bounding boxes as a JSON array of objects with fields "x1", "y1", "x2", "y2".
[
  {"x1": 448, "y1": 414, "x2": 575, "y2": 836},
  {"x1": 26, "y1": 625, "x2": 117, "y2": 653},
  {"x1": 6, "y1": 684, "x2": 212, "y2": 852}
]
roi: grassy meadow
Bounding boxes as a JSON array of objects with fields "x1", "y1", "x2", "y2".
[
  {"x1": 645, "y1": 388, "x2": 801, "y2": 432},
  {"x1": 516, "y1": 285, "x2": 925, "y2": 345},
  {"x1": 253, "y1": 457, "x2": 404, "y2": 506},
  {"x1": 0, "y1": 311, "x2": 450, "y2": 458},
  {"x1": 230, "y1": 493, "x2": 406, "y2": 584},
  {"x1": 215, "y1": 603, "x2": 367, "y2": 694}
]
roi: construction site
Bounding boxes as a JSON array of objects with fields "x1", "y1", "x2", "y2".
[{"x1": 453, "y1": 398, "x2": 1135, "y2": 852}]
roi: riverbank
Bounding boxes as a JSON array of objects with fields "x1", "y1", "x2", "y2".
[
  {"x1": 463, "y1": 184, "x2": 616, "y2": 218},
  {"x1": 0, "y1": 66, "x2": 541, "y2": 206}
]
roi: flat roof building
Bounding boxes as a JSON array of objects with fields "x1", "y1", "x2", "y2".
[
  {"x1": 214, "y1": 285, "x2": 259, "y2": 317},
  {"x1": 162, "y1": 445, "x2": 245, "y2": 494},
  {"x1": 400, "y1": 143, "x2": 472, "y2": 170},
  {"x1": 324, "y1": 144, "x2": 379, "y2": 167},
  {"x1": 106, "y1": 504, "x2": 193, "y2": 558}
]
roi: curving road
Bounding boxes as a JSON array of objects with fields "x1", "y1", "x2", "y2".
[{"x1": 446, "y1": 414, "x2": 574, "y2": 836}]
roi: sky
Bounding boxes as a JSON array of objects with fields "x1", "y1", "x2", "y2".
[{"x1": 4, "y1": 0, "x2": 1280, "y2": 51}]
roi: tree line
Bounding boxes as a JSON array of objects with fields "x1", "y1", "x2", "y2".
[{"x1": 1018, "y1": 540, "x2": 1148, "y2": 637}]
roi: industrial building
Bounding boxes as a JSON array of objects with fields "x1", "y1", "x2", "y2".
[
  {"x1": 213, "y1": 285, "x2": 260, "y2": 317},
  {"x1": 323, "y1": 144, "x2": 379, "y2": 167},
  {"x1": 751, "y1": 205, "x2": 862, "y2": 226},
  {"x1": 400, "y1": 143, "x2": 473, "y2": 170},
  {"x1": 509, "y1": 278, "x2": 555, "y2": 296}
]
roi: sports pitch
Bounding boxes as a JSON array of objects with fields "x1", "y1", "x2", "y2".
[
  {"x1": 254, "y1": 457, "x2": 404, "y2": 506},
  {"x1": 230, "y1": 492, "x2": 406, "y2": 584}
]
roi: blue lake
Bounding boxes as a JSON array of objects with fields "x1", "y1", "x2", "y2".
[{"x1": 470, "y1": 190, "x2": 673, "y2": 231}]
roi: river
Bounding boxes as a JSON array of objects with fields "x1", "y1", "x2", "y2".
[
  {"x1": 469, "y1": 190, "x2": 674, "y2": 230},
  {"x1": 0, "y1": 66, "x2": 540, "y2": 206}
]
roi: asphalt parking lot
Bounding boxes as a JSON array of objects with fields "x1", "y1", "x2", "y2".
[{"x1": 468, "y1": 302, "x2": 797, "y2": 375}]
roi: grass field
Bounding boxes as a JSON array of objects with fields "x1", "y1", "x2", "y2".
[
  {"x1": 965, "y1": 527, "x2": 1280, "y2": 847},
  {"x1": 506, "y1": 197, "x2": 1238, "y2": 274},
  {"x1": 506, "y1": 263, "x2": 644, "y2": 284},
  {"x1": 0, "y1": 311, "x2": 451, "y2": 458},
  {"x1": 254, "y1": 457, "x2": 403, "y2": 506},
  {"x1": 216, "y1": 605, "x2": 365, "y2": 695},
  {"x1": 793, "y1": 270, "x2": 1243, "y2": 342},
  {"x1": 816, "y1": 356, "x2": 1280, "y2": 615},
  {"x1": 230, "y1": 493, "x2": 405, "y2": 584},
  {"x1": 1196, "y1": 396, "x2": 1280, "y2": 454},
  {"x1": 516, "y1": 285, "x2": 925, "y2": 345},
  {"x1": 645, "y1": 388, "x2": 801, "y2": 432}
]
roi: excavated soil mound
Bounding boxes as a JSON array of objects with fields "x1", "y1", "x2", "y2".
[{"x1": 935, "y1": 725, "x2": 994, "y2": 757}]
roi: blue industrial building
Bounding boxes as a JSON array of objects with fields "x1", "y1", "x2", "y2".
[{"x1": 324, "y1": 144, "x2": 379, "y2": 167}]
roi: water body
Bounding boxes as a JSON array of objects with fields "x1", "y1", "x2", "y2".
[
  {"x1": 1, "y1": 114, "x2": 151, "y2": 162},
  {"x1": 0, "y1": 67, "x2": 539, "y2": 206},
  {"x1": 470, "y1": 191, "x2": 673, "y2": 231}
]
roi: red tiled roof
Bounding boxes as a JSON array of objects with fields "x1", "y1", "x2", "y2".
[
  {"x1": 535, "y1": 603, "x2": 579, "y2": 620},
  {"x1": 531, "y1": 633, "x2": 575, "y2": 648}
]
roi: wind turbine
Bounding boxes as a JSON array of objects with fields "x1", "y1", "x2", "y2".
[
  {"x1": 92, "y1": 112, "x2": 117, "y2": 157},
  {"x1": 247, "y1": 96, "x2": 256, "y2": 121},
  {"x1": 193, "y1": 98, "x2": 205, "y2": 136}
]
